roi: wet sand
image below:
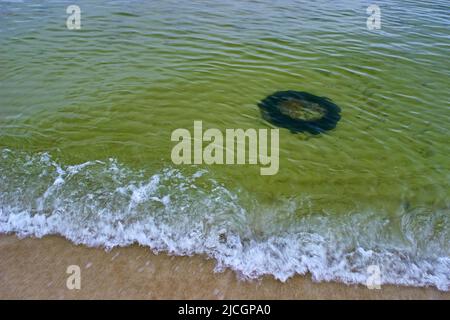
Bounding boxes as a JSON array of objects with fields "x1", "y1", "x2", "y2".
[{"x1": 0, "y1": 234, "x2": 448, "y2": 299}]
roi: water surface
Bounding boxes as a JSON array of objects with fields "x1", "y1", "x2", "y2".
[{"x1": 1, "y1": 0, "x2": 449, "y2": 289}]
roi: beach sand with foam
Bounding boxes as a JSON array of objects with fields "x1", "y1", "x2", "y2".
[{"x1": 1, "y1": 234, "x2": 448, "y2": 300}]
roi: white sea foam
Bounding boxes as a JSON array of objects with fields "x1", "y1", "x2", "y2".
[{"x1": 0, "y1": 149, "x2": 449, "y2": 291}]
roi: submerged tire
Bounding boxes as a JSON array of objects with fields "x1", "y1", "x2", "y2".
[{"x1": 258, "y1": 91, "x2": 341, "y2": 134}]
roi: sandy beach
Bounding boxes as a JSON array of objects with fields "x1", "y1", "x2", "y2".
[{"x1": 0, "y1": 234, "x2": 448, "y2": 300}]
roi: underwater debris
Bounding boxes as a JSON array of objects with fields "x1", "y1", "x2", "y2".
[{"x1": 258, "y1": 90, "x2": 341, "y2": 134}]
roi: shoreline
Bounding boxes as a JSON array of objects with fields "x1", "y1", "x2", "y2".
[{"x1": 0, "y1": 234, "x2": 448, "y2": 299}]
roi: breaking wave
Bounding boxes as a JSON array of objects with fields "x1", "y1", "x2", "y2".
[{"x1": 0, "y1": 148, "x2": 448, "y2": 291}]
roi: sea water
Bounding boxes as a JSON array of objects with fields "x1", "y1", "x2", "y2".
[{"x1": 0, "y1": 0, "x2": 448, "y2": 290}]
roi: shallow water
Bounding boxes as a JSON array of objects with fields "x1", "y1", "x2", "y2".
[{"x1": 0, "y1": 0, "x2": 449, "y2": 290}]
